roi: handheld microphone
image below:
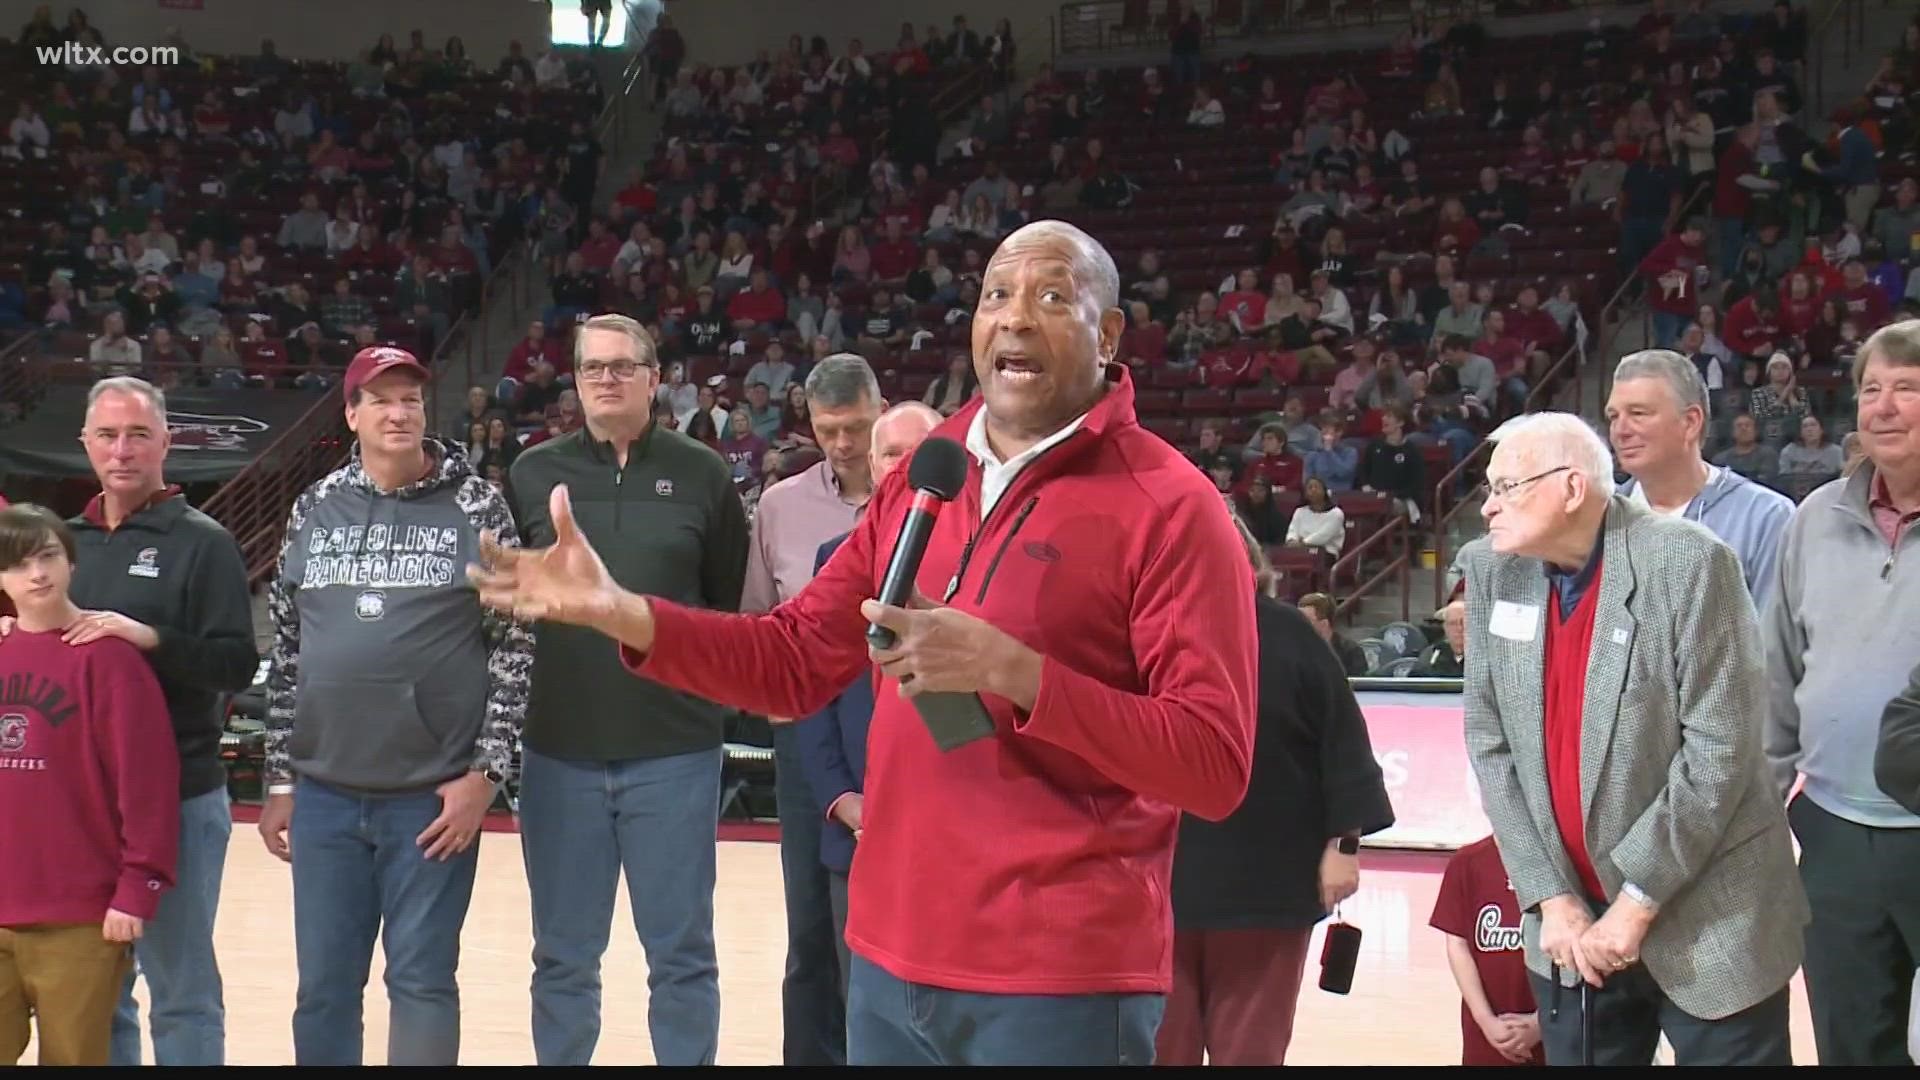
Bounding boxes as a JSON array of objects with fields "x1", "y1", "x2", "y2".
[{"x1": 867, "y1": 436, "x2": 968, "y2": 651}]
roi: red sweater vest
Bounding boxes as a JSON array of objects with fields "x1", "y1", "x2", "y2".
[{"x1": 1544, "y1": 574, "x2": 1607, "y2": 901}]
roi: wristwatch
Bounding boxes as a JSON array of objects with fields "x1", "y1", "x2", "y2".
[
  {"x1": 479, "y1": 766, "x2": 507, "y2": 787},
  {"x1": 1333, "y1": 835, "x2": 1360, "y2": 855}
]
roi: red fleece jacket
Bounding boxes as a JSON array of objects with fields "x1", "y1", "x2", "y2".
[{"x1": 624, "y1": 364, "x2": 1258, "y2": 994}]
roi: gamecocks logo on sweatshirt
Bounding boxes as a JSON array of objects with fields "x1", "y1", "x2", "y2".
[
  {"x1": 0, "y1": 713, "x2": 24, "y2": 753},
  {"x1": 0, "y1": 675, "x2": 76, "y2": 728}
]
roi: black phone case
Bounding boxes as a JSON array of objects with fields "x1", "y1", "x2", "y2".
[
  {"x1": 912, "y1": 690, "x2": 997, "y2": 751},
  {"x1": 1319, "y1": 921, "x2": 1362, "y2": 995}
]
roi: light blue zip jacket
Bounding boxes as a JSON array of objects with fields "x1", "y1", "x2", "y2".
[{"x1": 1618, "y1": 465, "x2": 1794, "y2": 612}]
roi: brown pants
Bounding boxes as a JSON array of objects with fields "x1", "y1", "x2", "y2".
[
  {"x1": 0, "y1": 923, "x2": 133, "y2": 1066},
  {"x1": 1155, "y1": 927, "x2": 1314, "y2": 1066}
]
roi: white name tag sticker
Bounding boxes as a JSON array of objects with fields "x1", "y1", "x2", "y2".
[
  {"x1": 1489, "y1": 600, "x2": 1540, "y2": 643},
  {"x1": 1611, "y1": 627, "x2": 1631, "y2": 645}
]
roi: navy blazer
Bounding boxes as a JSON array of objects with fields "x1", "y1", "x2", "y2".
[{"x1": 793, "y1": 531, "x2": 873, "y2": 875}]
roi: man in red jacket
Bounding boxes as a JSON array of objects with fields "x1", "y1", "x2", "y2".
[
  {"x1": 1636, "y1": 217, "x2": 1708, "y2": 349},
  {"x1": 469, "y1": 221, "x2": 1260, "y2": 1065}
]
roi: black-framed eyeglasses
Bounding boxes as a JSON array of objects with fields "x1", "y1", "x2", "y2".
[
  {"x1": 576, "y1": 359, "x2": 658, "y2": 382},
  {"x1": 1486, "y1": 465, "x2": 1570, "y2": 501}
]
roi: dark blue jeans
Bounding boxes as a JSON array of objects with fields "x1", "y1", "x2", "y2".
[
  {"x1": 517, "y1": 746, "x2": 722, "y2": 1066},
  {"x1": 772, "y1": 723, "x2": 845, "y2": 1065},
  {"x1": 846, "y1": 953, "x2": 1165, "y2": 1065},
  {"x1": 289, "y1": 778, "x2": 480, "y2": 1066},
  {"x1": 110, "y1": 787, "x2": 231, "y2": 1066}
]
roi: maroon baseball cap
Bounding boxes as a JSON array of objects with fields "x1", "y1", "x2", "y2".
[{"x1": 343, "y1": 345, "x2": 430, "y2": 400}]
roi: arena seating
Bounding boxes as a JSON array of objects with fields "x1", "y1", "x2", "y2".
[{"x1": 0, "y1": 32, "x2": 604, "y2": 388}]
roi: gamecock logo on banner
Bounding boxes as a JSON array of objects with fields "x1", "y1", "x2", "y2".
[{"x1": 167, "y1": 411, "x2": 271, "y2": 452}]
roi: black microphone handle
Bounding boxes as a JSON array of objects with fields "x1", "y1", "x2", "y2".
[{"x1": 867, "y1": 505, "x2": 938, "y2": 651}]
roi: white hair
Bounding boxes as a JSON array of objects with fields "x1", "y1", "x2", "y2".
[
  {"x1": 86, "y1": 375, "x2": 168, "y2": 426},
  {"x1": 872, "y1": 401, "x2": 942, "y2": 441},
  {"x1": 1490, "y1": 411, "x2": 1616, "y2": 500}
]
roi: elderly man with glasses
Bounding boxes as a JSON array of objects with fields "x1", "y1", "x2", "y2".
[
  {"x1": 505, "y1": 313, "x2": 751, "y2": 1066},
  {"x1": 1457, "y1": 411, "x2": 1805, "y2": 1066}
]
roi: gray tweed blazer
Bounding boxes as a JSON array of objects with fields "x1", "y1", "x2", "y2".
[{"x1": 1459, "y1": 496, "x2": 1807, "y2": 1021}]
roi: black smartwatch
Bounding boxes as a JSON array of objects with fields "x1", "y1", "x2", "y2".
[{"x1": 1334, "y1": 835, "x2": 1360, "y2": 855}]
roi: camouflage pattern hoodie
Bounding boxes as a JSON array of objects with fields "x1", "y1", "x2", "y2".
[{"x1": 264, "y1": 438, "x2": 533, "y2": 791}]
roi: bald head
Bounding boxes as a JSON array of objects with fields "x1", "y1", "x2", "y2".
[
  {"x1": 870, "y1": 401, "x2": 943, "y2": 481},
  {"x1": 973, "y1": 221, "x2": 1125, "y2": 451},
  {"x1": 987, "y1": 220, "x2": 1121, "y2": 311}
]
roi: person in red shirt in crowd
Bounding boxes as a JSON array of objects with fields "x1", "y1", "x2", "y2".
[
  {"x1": 1709, "y1": 125, "x2": 1759, "y2": 278},
  {"x1": 431, "y1": 224, "x2": 479, "y2": 277},
  {"x1": 1637, "y1": 217, "x2": 1708, "y2": 348},
  {"x1": 468, "y1": 220, "x2": 1259, "y2": 1066},
  {"x1": 238, "y1": 321, "x2": 287, "y2": 384},
  {"x1": 1723, "y1": 288, "x2": 1784, "y2": 360},
  {"x1": 1793, "y1": 236, "x2": 1845, "y2": 296},
  {"x1": 576, "y1": 219, "x2": 623, "y2": 273},
  {"x1": 1246, "y1": 424, "x2": 1305, "y2": 490},
  {"x1": 1218, "y1": 268, "x2": 1267, "y2": 331},
  {"x1": 612, "y1": 170, "x2": 657, "y2": 217},
  {"x1": 337, "y1": 227, "x2": 396, "y2": 276},
  {"x1": 877, "y1": 190, "x2": 922, "y2": 239},
  {"x1": 1262, "y1": 221, "x2": 1307, "y2": 283},
  {"x1": 1829, "y1": 259, "x2": 1891, "y2": 331},
  {"x1": 1477, "y1": 310, "x2": 1530, "y2": 382},
  {"x1": 0, "y1": 504, "x2": 179, "y2": 1066},
  {"x1": 503, "y1": 320, "x2": 568, "y2": 388},
  {"x1": 1777, "y1": 270, "x2": 1822, "y2": 340},
  {"x1": 1506, "y1": 285, "x2": 1564, "y2": 356},
  {"x1": 726, "y1": 268, "x2": 787, "y2": 333},
  {"x1": 1506, "y1": 125, "x2": 1556, "y2": 186},
  {"x1": 1434, "y1": 197, "x2": 1482, "y2": 257},
  {"x1": 1203, "y1": 343, "x2": 1263, "y2": 389},
  {"x1": 1432, "y1": 835, "x2": 1546, "y2": 1066},
  {"x1": 867, "y1": 220, "x2": 920, "y2": 286},
  {"x1": 1117, "y1": 300, "x2": 1167, "y2": 370},
  {"x1": 820, "y1": 121, "x2": 862, "y2": 170}
]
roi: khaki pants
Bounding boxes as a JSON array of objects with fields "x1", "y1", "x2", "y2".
[
  {"x1": 0, "y1": 923, "x2": 133, "y2": 1066},
  {"x1": 1842, "y1": 184, "x2": 1881, "y2": 234}
]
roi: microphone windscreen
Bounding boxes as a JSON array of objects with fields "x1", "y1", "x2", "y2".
[{"x1": 906, "y1": 436, "x2": 969, "y2": 501}]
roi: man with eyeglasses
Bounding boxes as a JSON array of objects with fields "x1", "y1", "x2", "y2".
[
  {"x1": 505, "y1": 313, "x2": 750, "y2": 1065},
  {"x1": 1459, "y1": 412, "x2": 1804, "y2": 1065}
]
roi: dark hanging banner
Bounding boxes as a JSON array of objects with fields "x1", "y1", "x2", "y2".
[{"x1": 0, "y1": 384, "x2": 319, "y2": 483}]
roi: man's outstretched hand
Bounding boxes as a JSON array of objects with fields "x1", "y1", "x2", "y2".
[{"x1": 468, "y1": 484, "x2": 621, "y2": 629}]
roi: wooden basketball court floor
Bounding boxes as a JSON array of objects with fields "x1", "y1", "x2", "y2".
[{"x1": 30, "y1": 837, "x2": 1823, "y2": 1066}]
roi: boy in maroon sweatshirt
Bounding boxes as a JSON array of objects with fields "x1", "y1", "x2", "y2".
[{"x1": 0, "y1": 504, "x2": 178, "y2": 1066}]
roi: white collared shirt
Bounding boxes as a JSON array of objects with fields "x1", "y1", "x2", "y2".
[{"x1": 965, "y1": 407, "x2": 1088, "y2": 517}]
